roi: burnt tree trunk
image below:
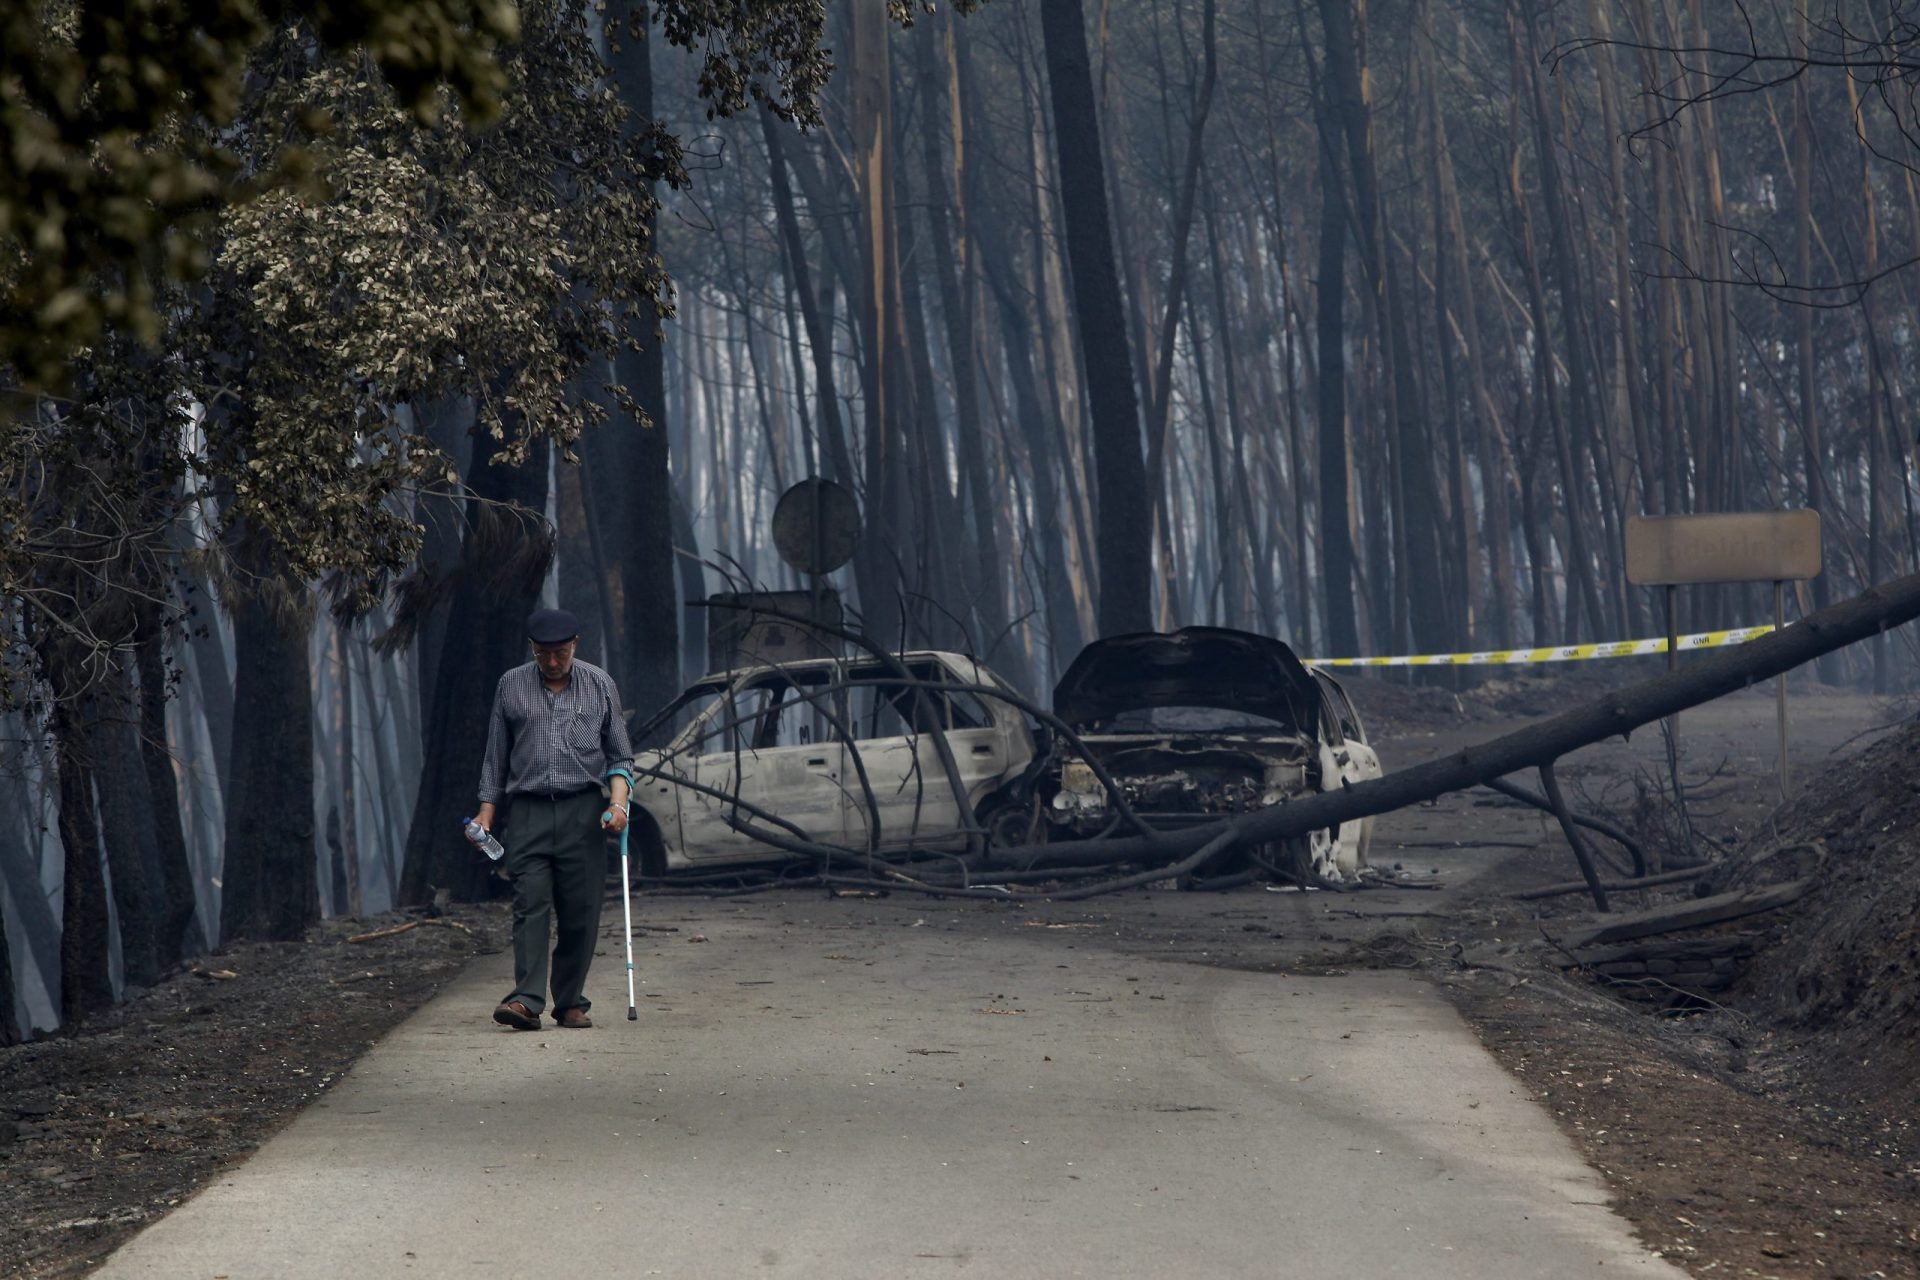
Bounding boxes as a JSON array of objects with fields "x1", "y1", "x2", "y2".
[
  {"x1": 915, "y1": 12, "x2": 1022, "y2": 682},
  {"x1": 0, "y1": 778, "x2": 59, "y2": 1021},
  {"x1": 181, "y1": 572, "x2": 235, "y2": 800},
  {"x1": 412, "y1": 397, "x2": 476, "y2": 726},
  {"x1": 1311, "y1": 71, "x2": 1360, "y2": 657},
  {"x1": 669, "y1": 485, "x2": 708, "y2": 682},
  {"x1": 0, "y1": 904, "x2": 14, "y2": 1045},
  {"x1": 91, "y1": 668, "x2": 162, "y2": 986},
  {"x1": 1039, "y1": 0, "x2": 1152, "y2": 637},
  {"x1": 50, "y1": 699, "x2": 113, "y2": 1024},
  {"x1": 399, "y1": 431, "x2": 553, "y2": 905},
  {"x1": 602, "y1": 0, "x2": 680, "y2": 730},
  {"x1": 219, "y1": 553, "x2": 318, "y2": 944},
  {"x1": 1318, "y1": 0, "x2": 1450, "y2": 654},
  {"x1": 135, "y1": 618, "x2": 202, "y2": 962},
  {"x1": 764, "y1": 110, "x2": 856, "y2": 488},
  {"x1": 556, "y1": 449, "x2": 612, "y2": 670}
]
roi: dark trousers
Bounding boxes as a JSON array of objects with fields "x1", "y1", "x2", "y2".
[{"x1": 502, "y1": 790, "x2": 606, "y2": 1014}]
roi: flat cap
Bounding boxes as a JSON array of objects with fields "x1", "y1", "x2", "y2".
[{"x1": 526, "y1": 607, "x2": 580, "y2": 645}]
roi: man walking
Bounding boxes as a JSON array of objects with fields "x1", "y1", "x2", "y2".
[{"x1": 474, "y1": 608, "x2": 633, "y2": 1030}]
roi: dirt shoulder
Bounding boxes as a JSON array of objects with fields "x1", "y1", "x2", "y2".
[
  {"x1": 1368, "y1": 675, "x2": 1920, "y2": 1280},
  {"x1": 0, "y1": 908, "x2": 506, "y2": 1279},
  {"x1": 1447, "y1": 958, "x2": 1919, "y2": 1279}
]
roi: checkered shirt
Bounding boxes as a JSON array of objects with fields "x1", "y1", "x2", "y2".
[{"x1": 477, "y1": 659, "x2": 633, "y2": 804}]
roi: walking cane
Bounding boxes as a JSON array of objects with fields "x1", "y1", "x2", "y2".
[{"x1": 618, "y1": 822, "x2": 638, "y2": 1020}]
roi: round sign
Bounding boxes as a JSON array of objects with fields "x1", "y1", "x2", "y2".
[{"x1": 771, "y1": 477, "x2": 861, "y2": 575}]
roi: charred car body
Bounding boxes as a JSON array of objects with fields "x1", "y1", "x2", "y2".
[
  {"x1": 624, "y1": 651, "x2": 1037, "y2": 875},
  {"x1": 1042, "y1": 628, "x2": 1382, "y2": 882}
]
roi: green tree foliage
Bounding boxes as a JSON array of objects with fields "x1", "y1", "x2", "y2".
[
  {"x1": 0, "y1": 0, "x2": 924, "y2": 390},
  {"x1": 0, "y1": 0, "x2": 522, "y2": 389},
  {"x1": 201, "y1": 2, "x2": 668, "y2": 597},
  {"x1": 2, "y1": 0, "x2": 906, "y2": 676}
]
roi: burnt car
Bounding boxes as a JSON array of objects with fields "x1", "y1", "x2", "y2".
[
  {"x1": 624, "y1": 651, "x2": 1040, "y2": 875},
  {"x1": 1042, "y1": 627, "x2": 1382, "y2": 882}
]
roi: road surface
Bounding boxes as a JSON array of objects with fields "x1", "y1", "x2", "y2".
[{"x1": 97, "y1": 893, "x2": 1682, "y2": 1279}]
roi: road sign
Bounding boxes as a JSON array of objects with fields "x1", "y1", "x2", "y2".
[
  {"x1": 772, "y1": 478, "x2": 860, "y2": 576},
  {"x1": 1624, "y1": 509, "x2": 1822, "y2": 804},
  {"x1": 1624, "y1": 510, "x2": 1822, "y2": 586}
]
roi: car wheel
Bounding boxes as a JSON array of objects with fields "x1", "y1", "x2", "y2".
[
  {"x1": 627, "y1": 810, "x2": 669, "y2": 878},
  {"x1": 981, "y1": 798, "x2": 1041, "y2": 851},
  {"x1": 1305, "y1": 828, "x2": 1338, "y2": 881}
]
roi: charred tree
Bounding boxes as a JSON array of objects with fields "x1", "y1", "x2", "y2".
[
  {"x1": 219, "y1": 548, "x2": 318, "y2": 944},
  {"x1": 0, "y1": 906, "x2": 14, "y2": 1045},
  {"x1": 398, "y1": 429, "x2": 553, "y2": 906},
  {"x1": 1039, "y1": 0, "x2": 1152, "y2": 637},
  {"x1": 410, "y1": 397, "x2": 476, "y2": 726},
  {"x1": 914, "y1": 12, "x2": 1021, "y2": 682},
  {"x1": 1317, "y1": 0, "x2": 1451, "y2": 654},
  {"x1": 45, "y1": 692, "x2": 113, "y2": 1024},
  {"x1": 135, "y1": 616, "x2": 202, "y2": 962},
  {"x1": 1309, "y1": 53, "x2": 1360, "y2": 658},
  {"x1": 602, "y1": 0, "x2": 680, "y2": 731},
  {"x1": 91, "y1": 668, "x2": 162, "y2": 985},
  {"x1": 0, "y1": 779, "x2": 59, "y2": 1024}
]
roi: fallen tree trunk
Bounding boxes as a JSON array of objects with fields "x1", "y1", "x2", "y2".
[
  {"x1": 996, "y1": 571, "x2": 1920, "y2": 869},
  {"x1": 1548, "y1": 881, "x2": 1812, "y2": 951},
  {"x1": 1511, "y1": 864, "x2": 1710, "y2": 901}
]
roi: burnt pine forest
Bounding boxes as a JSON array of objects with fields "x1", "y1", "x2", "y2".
[{"x1": 3, "y1": 0, "x2": 1919, "y2": 1038}]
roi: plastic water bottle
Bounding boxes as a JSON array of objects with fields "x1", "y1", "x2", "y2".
[{"x1": 462, "y1": 818, "x2": 506, "y2": 861}]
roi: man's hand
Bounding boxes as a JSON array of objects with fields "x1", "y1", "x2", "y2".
[
  {"x1": 601, "y1": 776, "x2": 631, "y2": 834},
  {"x1": 476, "y1": 801, "x2": 498, "y2": 833}
]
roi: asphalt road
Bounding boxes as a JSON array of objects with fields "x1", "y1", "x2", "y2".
[{"x1": 97, "y1": 895, "x2": 1683, "y2": 1279}]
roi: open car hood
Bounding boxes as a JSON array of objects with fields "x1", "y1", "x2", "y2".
[{"x1": 1052, "y1": 627, "x2": 1323, "y2": 734}]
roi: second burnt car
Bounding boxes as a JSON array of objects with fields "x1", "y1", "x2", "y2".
[{"x1": 1042, "y1": 627, "x2": 1383, "y2": 883}]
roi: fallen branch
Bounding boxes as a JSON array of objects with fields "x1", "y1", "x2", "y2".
[
  {"x1": 1478, "y1": 776, "x2": 1648, "y2": 876},
  {"x1": 1549, "y1": 880, "x2": 1811, "y2": 951},
  {"x1": 1550, "y1": 933, "x2": 1757, "y2": 969},
  {"x1": 1539, "y1": 760, "x2": 1612, "y2": 911},
  {"x1": 1510, "y1": 864, "x2": 1715, "y2": 900},
  {"x1": 348, "y1": 918, "x2": 475, "y2": 943}
]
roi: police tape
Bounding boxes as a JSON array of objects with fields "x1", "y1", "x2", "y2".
[{"x1": 1301, "y1": 625, "x2": 1777, "y2": 668}]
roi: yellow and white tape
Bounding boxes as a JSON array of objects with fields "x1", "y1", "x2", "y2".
[{"x1": 1303, "y1": 625, "x2": 1776, "y2": 668}]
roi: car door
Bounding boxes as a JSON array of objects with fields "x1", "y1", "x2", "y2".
[
  {"x1": 680, "y1": 669, "x2": 847, "y2": 864},
  {"x1": 925, "y1": 656, "x2": 1022, "y2": 813},
  {"x1": 842, "y1": 658, "x2": 1002, "y2": 853}
]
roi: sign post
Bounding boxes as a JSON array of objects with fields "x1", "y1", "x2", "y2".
[
  {"x1": 1775, "y1": 580, "x2": 1788, "y2": 793},
  {"x1": 1625, "y1": 510, "x2": 1822, "y2": 801},
  {"x1": 769, "y1": 478, "x2": 861, "y2": 744}
]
